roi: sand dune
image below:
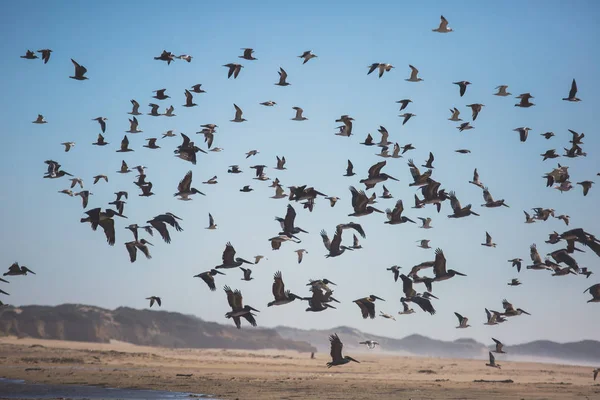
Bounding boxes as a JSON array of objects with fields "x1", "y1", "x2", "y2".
[{"x1": 0, "y1": 336, "x2": 598, "y2": 399}]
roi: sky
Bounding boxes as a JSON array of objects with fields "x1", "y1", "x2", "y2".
[{"x1": 0, "y1": 1, "x2": 599, "y2": 347}]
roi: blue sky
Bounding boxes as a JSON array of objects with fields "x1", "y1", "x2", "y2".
[{"x1": 1, "y1": 1, "x2": 599, "y2": 347}]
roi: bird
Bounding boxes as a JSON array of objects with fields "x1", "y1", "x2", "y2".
[
  {"x1": 293, "y1": 249, "x2": 308, "y2": 264},
  {"x1": 239, "y1": 185, "x2": 253, "y2": 193},
  {"x1": 146, "y1": 213, "x2": 183, "y2": 244},
  {"x1": 349, "y1": 186, "x2": 384, "y2": 216},
  {"x1": 69, "y1": 59, "x2": 88, "y2": 80},
  {"x1": 494, "y1": 85, "x2": 511, "y2": 96},
  {"x1": 174, "y1": 171, "x2": 205, "y2": 200},
  {"x1": 238, "y1": 48, "x2": 257, "y2": 60},
  {"x1": 556, "y1": 214, "x2": 570, "y2": 226},
  {"x1": 353, "y1": 295, "x2": 385, "y2": 319},
  {"x1": 223, "y1": 63, "x2": 243, "y2": 79},
  {"x1": 153, "y1": 88, "x2": 169, "y2": 100},
  {"x1": 61, "y1": 142, "x2": 75, "y2": 152},
  {"x1": 291, "y1": 107, "x2": 307, "y2": 121},
  {"x1": 385, "y1": 200, "x2": 416, "y2": 225},
  {"x1": 492, "y1": 338, "x2": 506, "y2": 354},
  {"x1": 448, "y1": 191, "x2": 480, "y2": 218},
  {"x1": 146, "y1": 296, "x2": 161, "y2": 308},
  {"x1": 484, "y1": 309, "x2": 500, "y2": 326},
  {"x1": 422, "y1": 152, "x2": 435, "y2": 169},
  {"x1": 368, "y1": 63, "x2": 394, "y2": 78},
  {"x1": 239, "y1": 267, "x2": 253, "y2": 281},
  {"x1": 178, "y1": 54, "x2": 193, "y2": 62},
  {"x1": 508, "y1": 258, "x2": 523, "y2": 273},
  {"x1": 577, "y1": 181, "x2": 594, "y2": 196},
  {"x1": 128, "y1": 100, "x2": 141, "y2": 116},
  {"x1": 486, "y1": 352, "x2": 501, "y2": 369},
  {"x1": 507, "y1": 278, "x2": 521, "y2": 287},
  {"x1": 93, "y1": 175, "x2": 108, "y2": 184},
  {"x1": 125, "y1": 239, "x2": 153, "y2": 263},
  {"x1": 453, "y1": 81, "x2": 471, "y2": 97},
  {"x1": 148, "y1": 103, "x2": 160, "y2": 116},
  {"x1": 231, "y1": 104, "x2": 246, "y2": 122},
  {"x1": 541, "y1": 132, "x2": 555, "y2": 139},
  {"x1": 502, "y1": 299, "x2": 531, "y2": 316},
  {"x1": 115, "y1": 136, "x2": 133, "y2": 153},
  {"x1": 216, "y1": 242, "x2": 254, "y2": 269},
  {"x1": 275, "y1": 67, "x2": 290, "y2": 86},
  {"x1": 3, "y1": 263, "x2": 35, "y2": 276},
  {"x1": 183, "y1": 89, "x2": 197, "y2": 107},
  {"x1": 399, "y1": 113, "x2": 416, "y2": 125},
  {"x1": 344, "y1": 160, "x2": 356, "y2": 177},
  {"x1": 144, "y1": 138, "x2": 160, "y2": 150},
  {"x1": 206, "y1": 213, "x2": 217, "y2": 230},
  {"x1": 467, "y1": 103, "x2": 484, "y2": 121},
  {"x1": 92, "y1": 117, "x2": 107, "y2": 133},
  {"x1": 190, "y1": 84, "x2": 205, "y2": 93},
  {"x1": 398, "y1": 300, "x2": 415, "y2": 315},
  {"x1": 223, "y1": 286, "x2": 259, "y2": 329},
  {"x1": 457, "y1": 122, "x2": 474, "y2": 132},
  {"x1": 298, "y1": 50, "x2": 318, "y2": 64},
  {"x1": 432, "y1": 248, "x2": 466, "y2": 281},
  {"x1": 75, "y1": 191, "x2": 92, "y2": 208},
  {"x1": 562, "y1": 79, "x2": 581, "y2": 102},
  {"x1": 381, "y1": 185, "x2": 393, "y2": 199},
  {"x1": 260, "y1": 100, "x2": 276, "y2": 106},
  {"x1": 32, "y1": 114, "x2": 47, "y2": 124},
  {"x1": 432, "y1": 15, "x2": 453, "y2": 33},
  {"x1": 593, "y1": 368, "x2": 599, "y2": 381},
  {"x1": 579, "y1": 268, "x2": 593, "y2": 279},
  {"x1": 396, "y1": 99, "x2": 412, "y2": 111},
  {"x1": 513, "y1": 127, "x2": 532, "y2": 142},
  {"x1": 418, "y1": 217, "x2": 433, "y2": 229},
  {"x1": 417, "y1": 239, "x2": 431, "y2": 249},
  {"x1": 584, "y1": 284, "x2": 600, "y2": 303},
  {"x1": 399, "y1": 274, "x2": 436, "y2": 315},
  {"x1": 267, "y1": 271, "x2": 302, "y2": 306},
  {"x1": 404, "y1": 65, "x2": 423, "y2": 82},
  {"x1": 38, "y1": 49, "x2": 53, "y2": 63},
  {"x1": 379, "y1": 311, "x2": 396, "y2": 321},
  {"x1": 126, "y1": 117, "x2": 142, "y2": 133},
  {"x1": 359, "y1": 160, "x2": 399, "y2": 190},
  {"x1": 359, "y1": 340, "x2": 379, "y2": 349},
  {"x1": 320, "y1": 228, "x2": 353, "y2": 258},
  {"x1": 154, "y1": 50, "x2": 175, "y2": 64},
  {"x1": 455, "y1": 149, "x2": 471, "y2": 154},
  {"x1": 541, "y1": 149, "x2": 559, "y2": 161},
  {"x1": 454, "y1": 312, "x2": 471, "y2": 328},
  {"x1": 515, "y1": 93, "x2": 535, "y2": 107},
  {"x1": 327, "y1": 334, "x2": 360, "y2": 368},
  {"x1": 448, "y1": 107, "x2": 462, "y2": 121},
  {"x1": 21, "y1": 50, "x2": 38, "y2": 59}
]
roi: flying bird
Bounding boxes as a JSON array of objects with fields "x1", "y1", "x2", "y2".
[
  {"x1": 69, "y1": 59, "x2": 88, "y2": 80},
  {"x1": 146, "y1": 296, "x2": 161, "y2": 308},
  {"x1": 432, "y1": 15, "x2": 453, "y2": 33},
  {"x1": 562, "y1": 79, "x2": 581, "y2": 102},
  {"x1": 453, "y1": 81, "x2": 471, "y2": 97},
  {"x1": 327, "y1": 334, "x2": 360, "y2": 368},
  {"x1": 298, "y1": 50, "x2": 318, "y2": 64}
]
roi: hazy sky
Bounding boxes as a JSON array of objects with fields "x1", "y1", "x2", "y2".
[{"x1": 1, "y1": 1, "x2": 599, "y2": 346}]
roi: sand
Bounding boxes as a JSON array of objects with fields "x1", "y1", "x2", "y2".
[{"x1": 0, "y1": 336, "x2": 598, "y2": 400}]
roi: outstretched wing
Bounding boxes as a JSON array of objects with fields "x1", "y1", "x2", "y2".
[
  {"x1": 272, "y1": 271, "x2": 286, "y2": 300},
  {"x1": 223, "y1": 242, "x2": 236, "y2": 264},
  {"x1": 329, "y1": 334, "x2": 344, "y2": 363},
  {"x1": 433, "y1": 248, "x2": 447, "y2": 277}
]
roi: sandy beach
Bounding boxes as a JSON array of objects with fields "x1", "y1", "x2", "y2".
[{"x1": 0, "y1": 336, "x2": 598, "y2": 400}]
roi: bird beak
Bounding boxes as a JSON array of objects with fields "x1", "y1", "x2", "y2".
[
  {"x1": 374, "y1": 296, "x2": 385, "y2": 301},
  {"x1": 215, "y1": 270, "x2": 226, "y2": 275},
  {"x1": 329, "y1": 281, "x2": 337, "y2": 286},
  {"x1": 0, "y1": 277, "x2": 9, "y2": 283},
  {"x1": 455, "y1": 271, "x2": 467, "y2": 276},
  {"x1": 406, "y1": 218, "x2": 416, "y2": 224},
  {"x1": 325, "y1": 304, "x2": 337, "y2": 309},
  {"x1": 146, "y1": 241, "x2": 154, "y2": 246},
  {"x1": 249, "y1": 307, "x2": 260, "y2": 313},
  {"x1": 521, "y1": 309, "x2": 531, "y2": 315},
  {"x1": 28, "y1": 269, "x2": 36, "y2": 275},
  {"x1": 388, "y1": 176, "x2": 399, "y2": 181},
  {"x1": 349, "y1": 357, "x2": 360, "y2": 363},
  {"x1": 372, "y1": 208, "x2": 384, "y2": 214}
]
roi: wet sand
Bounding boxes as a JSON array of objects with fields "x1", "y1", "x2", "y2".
[{"x1": 0, "y1": 337, "x2": 598, "y2": 400}]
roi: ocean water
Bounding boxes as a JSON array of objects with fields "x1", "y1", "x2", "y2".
[{"x1": 0, "y1": 378, "x2": 218, "y2": 399}]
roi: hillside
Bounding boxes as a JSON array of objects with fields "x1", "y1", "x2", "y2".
[{"x1": 0, "y1": 304, "x2": 316, "y2": 352}]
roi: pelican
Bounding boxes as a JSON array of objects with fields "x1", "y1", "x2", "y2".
[
  {"x1": 239, "y1": 48, "x2": 257, "y2": 60},
  {"x1": 124, "y1": 224, "x2": 152, "y2": 241},
  {"x1": 298, "y1": 50, "x2": 317, "y2": 64},
  {"x1": 174, "y1": 171, "x2": 205, "y2": 200},
  {"x1": 276, "y1": 204, "x2": 309, "y2": 237},
  {"x1": 359, "y1": 340, "x2": 379, "y2": 349},
  {"x1": 482, "y1": 232, "x2": 497, "y2": 248},
  {"x1": 240, "y1": 267, "x2": 253, "y2": 281},
  {"x1": 269, "y1": 234, "x2": 300, "y2": 250},
  {"x1": 349, "y1": 186, "x2": 384, "y2": 216},
  {"x1": 584, "y1": 284, "x2": 600, "y2": 303},
  {"x1": 508, "y1": 258, "x2": 523, "y2": 273},
  {"x1": 448, "y1": 191, "x2": 480, "y2": 218},
  {"x1": 223, "y1": 63, "x2": 243, "y2": 79},
  {"x1": 367, "y1": 63, "x2": 394, "y2": 78},
  {"x1": 527, "y1": 244, "x2": 549, "y2": 270},
  {"x1": 467, "y1": 103, "x2": 484, "y2": 121},
  {"x1": 80, "y1": 208, "x2": 125, "y2": 246},
  {"x1": 125, "y1": 239, "x2": 153, "y2": 263},
  {"x1": 216, "y1": 242, "x2": 254, "y2": 269},
  {"x1": 69, "y1": 59, "x2": 88, "y2": 80},
  {"x1": 275, "y1": 67, "x2": 290, "y2": 86},
  {"x1": 295, "y1": 249, "x2": 308, "y2": 264},
  {"x1": 432, "y1": 248, "x2": 466, "y2": 281},
  {"x1": 359, "y1": 160, "x2": 399, "y2": 189},
  {"x1": 385, "y1": 200, "x2": 416, "y2": 225},
  {"x1": 399, "y1": 274, "x2": 436, "y2": 315},
  {"x1": 327, "y1": 334, "x2": 360, "y2": 368},
  {"x1": 154, "y1": 50, "x2": 175, "y2": 64},
  {"x1": 231, "y1": 104, "x2": 246, "y2": 122},
  {"x1": 562, "y1": 79, "x2": 581, "y2": 102},
  {"x1": 417, "y1": 239, "x2": 431, "y2": 249},
  {"x1": 454, "y1": 312, "x2": 471, "y2": 328},
  {"x1": 453, "y1": 81, "x2": 471, "y2": 97},
  {"x1": 304, "y1": 287, "x2": 337, "y2": 313},
  {"x1": 224, "y1": 286, "x2": 259, "y2": 329},
  {"x1": 146, "y1": 296, "x2": 161, "y2": 308},
  {"x1": 448, "y1": 107, "x2": 462, "y2": 121},
  {"x1": 126, "y1": 117, "x2": 142, "y2": 133},
  {"x1": 146, "y1": 213, "x2": 184, "y2": 244},
  {"x1": 398, "y1": 300, "x2": 415, "y2": 315},
  {"x1": 387, "y1": 265, "x2": 402, "y2": 282},
  {"x1": 320, "y1": 228, "x2": 352, "y2": 258},
  {"x1": 3, "y1": 263, "x2": 35, "y2": 276},
  {"x1": 432, "y1": 15, "x2": 452, "y2": 33},
  {"x1": 44, "y1": 160, "x2": 73, "y2": 179},
  {"x1": 206, "y1": 213, "x2": 217, "y2": 229},
  {"x1": 502, "y1": 299, "x2": 531, "y2": 316},
  {"x1": 418, "y1": 217, "x2": 433, "y2": 229},
  {"x1": 33, "y1": 114, "x2": 47, "y2": 124},
  {"x1": 405, "y1": 65, "x2": 423, "y2": 82},
  {"x1": 353, "y1": 295, "x2": 385, "y2": 319},
  {"x1": 291, "y1": 106, "x2": 307, "y2": 121},
  {"x1": 267, "y1": 271, "x2": 302, "y2": 306},
  {"x1": 515, "y1": 93, "x2": 535, "y2": 107},
  {"x1": 486, "y1": 352, "x2": 501, "y2": 369},
  {"x1": 494, "y1": 85, "x2": 511, "y2": 96}
]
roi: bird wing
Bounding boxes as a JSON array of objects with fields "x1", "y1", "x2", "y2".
[
  {"x1": 278, "y1": 67, "x2": 288, "y2": 83},
  {"x1": 330, "y1": 334, "x2": 344, "y2": 362},
  {"x1": 120, "y1": 136, "x2": 129, "y2": 151},
  {"x1": 330, "y1": 229, "x2": 342, "y2": 252},
  {"x1": 283, "y1": 204, "x2": 296, "y2": 233},
  {"x1": 223, "y1": 242, "x2": 236, "y2": 264},
  {"x1": 530, "y1": 244, "x2": 542, "y2": 264},
  {"x1": 125, "y1": 242, "x2": 137, "y2": 262},
  {"x1": 368, "y1": 161, "x2": 386, "y2": 178},
  {"x1": 454, "y1": 312, "x2": 464, "y2": 325},
  {"x1": 209, "y1": 213, "x2": 215, "y2": 226},
  {"x1": 320, "y1": 230, "x2": 331, "y2": 251},
  {"x1": 149, "y1": 220, "x2": 171, "y2": 244},
  {"x1": 347, "y1": 159, "x2": 354, "y2": 174},
  {"x1": 568, "y1": 79, "x2": 577, "y2": 99},
  {"x1": 486, "y1": 232, "x2": 492, "y2": 244},
  {"x1": 178, "y1": 171, "x2": 193, "y2": 192},
  {"x1": 482, "y1": 188, "x2": 494, "y2": 204},
  {"x1": 489, "y1": 352, "x2": 495, "y2": 364},
  {"x1": 200, "y1": 273, "x2": 216, "y2": 291},
  {"x1": 8, "y1": 263, "x2": 20, "y2": 273},
  {"x1": 439, "y1": 15, "x2": 449, "y2": 30},
  {"x1": 349, "y1": 186, "x2": 368, "y2": 212},
  {"x1": 98, "y1": 219, "x2": 115, "y2": 246},
  {"x1": 400, "y1": 274, "x2": 415, "y2": 297},
  {"x1": 233, "y1": 289, "x2": 244, "y2": 309},
  {"x1": 433, "y1": 248, "x2": 447, "y2": 276},
  {"x1": 234, "y1": 104, "x2": 243, "y2": 119},
  {"x1": 409, "y1": 65, "x2": 418, "y2": 80},
  {"x1": 272, "y1": 271, "x2": 286, "y2": 300},
  {"x1": 412, "y1": 296, "x2": 436, "y2": 315},
  {"x1": 502, "y1": 299, "x2": 514, "y2": 312},
  {"x1": 224, "y1": 286, "x2": 237, "y2": 309},
  {"x1": 337, "y1": 222, "x2": 366, "y2": 238}
]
